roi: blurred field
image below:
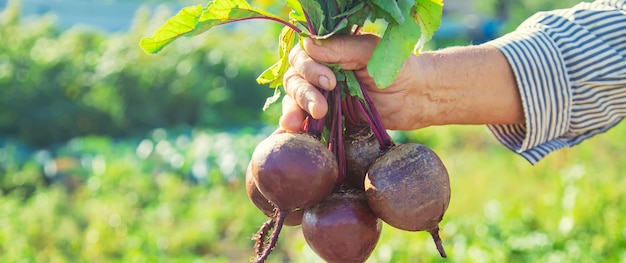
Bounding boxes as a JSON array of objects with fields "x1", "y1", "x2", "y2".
[{"x1": 1, "y1": 123, "x2": 625, "y2": 262}]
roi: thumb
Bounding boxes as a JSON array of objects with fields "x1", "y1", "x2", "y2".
[{"x1": 303, "y1": 34, "x2": 380, "y2": 70}]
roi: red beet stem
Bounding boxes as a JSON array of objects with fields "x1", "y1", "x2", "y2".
[
  {"x1": 305, "y1": 89, "x2": 329, "y2": 138},
  {"x1": 347, "y1": 95, "x2": 364, "y2": 126},
  {"x1": 342, "y1": 82, "x2": 363, "y2": 127},
  {"x1": 302, "y1": 9, "x2": 317, "y2": 35},
  {"x1": 331, "y1": 0, "x2": 340, "y2": 13},
  {"x1": 359, "y1": 84, "x2": 393, "y2": 149},
  {"x1": 342, "y1": 93, "x2": 359, "y2": 126},
  {"x1": 327, "y1": 89, "x2": 346, "y2": 184},
  {"x1": 328, "y1": 90, "x2": 338, "y2": 154},
  {"x1": 335, "y1": 89, "x2": 346, "y2": 185},
  {"x1": 353, "y1": 25, "x2": 362, "y2": 34},
  {"x1": 355, "y1": 98, "x2": 388, "y2": 149}
]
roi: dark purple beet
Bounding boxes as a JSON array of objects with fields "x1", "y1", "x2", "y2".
[
  {"x1": 250, "y1": 132, "x2": 339, "y2": 211},
  {"x1": 365, "y1": 143, "x2": 450, "y2": 257},
  {"x1": 344, "y1": 125, "x2": 381, "y2": 189},
  {"x1": 245, "y1": 163, "x2": 303, "y2": 226},
  {"x1": 249, "y1": 133, "x2": 338, "y2": 263},
  {"x1": 302, "y1": 187, "x2": 381, "y2": 263}
]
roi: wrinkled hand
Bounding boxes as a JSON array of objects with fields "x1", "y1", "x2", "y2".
[{"x1": 279, "y1": 34, "x2": 428, "y2": 133}]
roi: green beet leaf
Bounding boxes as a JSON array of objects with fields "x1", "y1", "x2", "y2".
[
  {"x1": 370, "y1": 0, "x2": 404, "y2": 25},
  {"x1": 312, "y1": 18, "x2": 348, "y2": 39},
  {"x1": 344, "y1": 70, "x2": 364, "y2": 102},
  {"x1": 256, "y1": 26, "x2": 297, "y2": 88},
  {"x1": 367, "y1": 0, "x2": 421, "y2": 89},
  {"x1": 139, "y1": 0, "x2": 444, "y2": 108},
  {"x1": 413, "y1": 0, "x2": 444, "y2": 51},
  {"x1": 139, "y1": 0, "x2": 287, "y2": 54},
  {"x1": 262, "y1": 86, "x2": 282, "y2": 111},
  {"x1": 298, "y1": 0, "x2": 326, "y2": 35},
  {"x1": 287, "y1": 0, "x2": 306, "y2": 24},
  {"x1": 139, "y1": 5, "x2": 203, "y2": 54},
  {"x1": 336, "y1": 2, "x2": 370, "y2": 31}
]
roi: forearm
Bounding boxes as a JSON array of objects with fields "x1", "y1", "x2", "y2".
[{"x1": 414, "y1": 45, "x2": 524, "y2": 127}]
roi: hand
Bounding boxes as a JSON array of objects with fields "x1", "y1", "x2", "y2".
[
  {"x1": 280, "y1": 34, "x2": 431, "y2": 132},
  {"x1": 279, "y1": 34, "x2": 524, "y2": 133}
]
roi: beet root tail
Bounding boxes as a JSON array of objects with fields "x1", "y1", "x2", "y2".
[
  {"x1": 253, "y1": 210, "x2": 289, "y2": 263},
  {"x1": 428, "y1": 226, "x2": 447, "y2": 258},
  {"x1": 252, "y1": 217, "x2": 276, "y2": 257}
]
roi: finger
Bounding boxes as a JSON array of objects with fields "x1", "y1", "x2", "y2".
[
  {"x1": 288, "y1": 46, "x2": 336, "y2": 91},
  {"x1": 283, "y1": 68, "x2": 329, "y2": 119},
  {"x1": 279, "y1": 94, "x2": 306, "y2": 132},
  {"x1": 303, "y1": 34, "x2": 380, "y2": 70}
]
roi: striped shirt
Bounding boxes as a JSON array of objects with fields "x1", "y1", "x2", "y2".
[{"x1": 486, "y1": 0, "x2": 626, "y2": 164}]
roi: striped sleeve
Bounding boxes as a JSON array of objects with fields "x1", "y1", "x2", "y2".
[{"x1": 485, "y1": 0, "x2": 626, "y2": 164}]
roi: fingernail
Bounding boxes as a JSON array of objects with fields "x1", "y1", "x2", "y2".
[
  {"x1": 313, "y1": 38, "x2": 324, "y2": 46},
  {"x1": 307, "y1": 101, "x2": 317, "y2": 117},
  {"x1": 319, "y1": 75, "x2": 330, "y2": 90}
]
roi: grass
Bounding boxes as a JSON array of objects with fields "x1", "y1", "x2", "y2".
[{"x1": 1, "y1": 122, "x2": 625, "y2": 262}]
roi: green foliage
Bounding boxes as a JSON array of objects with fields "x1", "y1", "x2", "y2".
[
  {"x1": 139, "y1": 0, "x2": 287, "y2": 54},
  {"x1": 141, "y1": 0, "x2": 443, "y2": 93},
  {"x1": 0, "y1": 1, "x2": 281, "y2": 146},
  {"x1": 256, "y1": 25, "x2": 296, "y2": 90},
  {"x1": 413, "y1": 0, "x2": 443, "y2": 46},
  {"x1": 367, "y1": 0, "x2": 442, "y2": 88},
  {"x1": 368, "y1": 0, "x2": 421, "y2": 89}
]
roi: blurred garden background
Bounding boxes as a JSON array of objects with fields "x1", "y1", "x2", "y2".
[{"x1": 1, "y1": 0, "x2": 625, "y2": 262}]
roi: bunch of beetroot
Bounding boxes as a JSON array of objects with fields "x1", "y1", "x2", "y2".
[
  {"x1": 139, "y1": 0, "x2": 447, "y2": 262},
  {"x1": 244, "y1": 1, "x2": 448, "y2": 262},
  {"x1": 247, "y1": 80, "x2": 450, "y2": 262}
]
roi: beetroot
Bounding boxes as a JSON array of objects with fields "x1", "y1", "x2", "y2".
[
  {"x1": 143, "y1": 1, "x2": 450, "y2": 261},
  {"x1": 245, "y1": 163, "x2": 303, "y2": 226},
  {"x1": 344, "y1": 125, "x2": 381, "y2": 189},
  {"x1": 302, "y1": 187, "x2": 381, "y2": 263},
  {"x1": 249, "y1": 132, "x2": 339, "y2": 262},
  {"x1": 365, "y1": 143, "x2": 450, "y2": 257},
  {"x1": 250, "y1": 132, "x2": 338, "y2": 210}
]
